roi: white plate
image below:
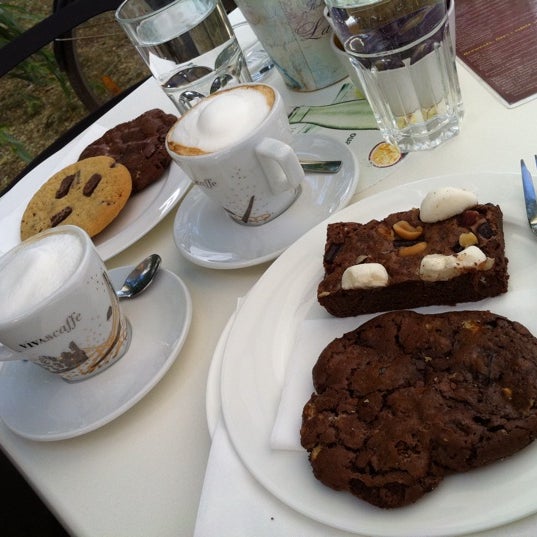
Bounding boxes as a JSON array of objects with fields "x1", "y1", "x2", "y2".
[
  {"x1": 220, "y1": 172, "x2": 537, "y2": 537},
  {"x1": 0, "y1": 128, "x2": 191, "y2": 261},
  {"x1": 173, "y1": 133, "x2": 359, "y2": 269},
  {"x1": 0, "y1": 266, "x2": 192, "y2": 441}
]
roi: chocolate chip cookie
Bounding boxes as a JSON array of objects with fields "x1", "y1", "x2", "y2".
[
  {"x1": 20, "y1": 156, "x2": 132, "y2": 240},
  {"x1": 301, "y1": 310, "x2": 537, "y2": 508},
  {"x1": 78, "y1": 108, "x2": 177, "y2": 193}
]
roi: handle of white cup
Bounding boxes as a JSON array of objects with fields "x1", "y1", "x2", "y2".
[
  {"x1": 0, "y1": 344, "x2": 22, "y2": 362},
  {"x1": 255, "y1": 138, "x2": 304, "y2": 195}
]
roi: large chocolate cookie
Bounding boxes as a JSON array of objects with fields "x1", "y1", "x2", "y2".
[
  {"x1": 21, "y1": 156, "x2": 131, "y2": 240},
  {"x1": 79, "y1": 108, "x2": 177, "y2": 193},
  {"x1": 300, "y1": 310, "x2": 537, "y2": 508}
]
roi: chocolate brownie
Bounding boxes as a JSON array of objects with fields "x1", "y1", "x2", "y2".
[
  {"x1": 79, "y1": 108, "x2": 177, "y2": 193},
  {"x1": 300, "y1": 310, "x2": 537, "y2": 508},
  {"x1": 317, "y1": 203, "x2": 509, "y2": 317}
]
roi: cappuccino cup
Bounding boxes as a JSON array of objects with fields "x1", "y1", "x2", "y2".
[
  {"x1": 0, "y1": 226, "x2": 131, "y2": 382},
  {"x1": 166, "y1": 84, "x2": 304, "y2": 225}
]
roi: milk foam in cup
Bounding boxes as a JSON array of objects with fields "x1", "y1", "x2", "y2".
[
  {"x1": 0, "y1": 225, "x2": 131, "y2": 382},
  {"x1": 166, "y1": 84, "x2": 304, "y2": 225},
  {"x1": 169, "y1": 85, "x2": 273, "y2": 155}
]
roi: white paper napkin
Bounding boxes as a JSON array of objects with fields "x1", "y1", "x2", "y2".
[
  {"x1": 270, "y1": 317, "x2": 361, "y2": 450},
  {"x1": 195, "y1": 414, "x2": 537, "y2": 537},
  {"x1": 196, "y1": 297, "x2": 537, "y2": 537},
  {"x1": 194, "y1": 416, "x2": 359, "y2": 537}
]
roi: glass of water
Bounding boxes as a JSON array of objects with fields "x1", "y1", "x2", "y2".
[
  {"x1": 116, "y1": 0, "x2": 252, "y2": 114},
  {"x1": 326, "y1": 0, "x2": 463, "y2": 152}
]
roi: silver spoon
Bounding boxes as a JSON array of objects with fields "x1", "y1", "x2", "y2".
[
  {"x1": 116, "y1": 254, "x2": 161, "y2": 300},
  {"x1": 299, "y1": 159, "x2": 342, "y2": 174}
]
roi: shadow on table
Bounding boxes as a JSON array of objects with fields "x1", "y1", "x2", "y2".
[{"x1": 0, "y1": 449, "x2": 69, "y2": 536}]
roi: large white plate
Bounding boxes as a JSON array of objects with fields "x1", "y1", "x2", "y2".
[
  {"x1": 0, "y1": 125, "x2": 191, "y2": 261},
  {"x1": 0, "y1": 266, "x2": 192, "y2": 441},
  {"x1": 173, "y1": 133, "x2": 358, "y2": 269},
  {"x1": 220, "y1": 172, "x2": 537, "y2": 537}
]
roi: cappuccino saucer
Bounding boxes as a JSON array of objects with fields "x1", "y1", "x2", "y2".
[
  {"x1": 0, "y1": 266, "x2": 192, "y2": 441},
  {"x1": 173, "y1": 133, "x2": 358, "y2": 269}
]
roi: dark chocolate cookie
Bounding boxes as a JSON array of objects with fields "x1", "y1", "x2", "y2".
[
  {"x1": 300, "y1": 310, "x2": 537, "y2": 508},
  {"x1": 79, "y1": 108, "x2": 177, "y2": 193}
]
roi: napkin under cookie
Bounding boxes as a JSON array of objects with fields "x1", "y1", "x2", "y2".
[{"x1": 269, "y1": 316, "x2": 371, "y2": 451}]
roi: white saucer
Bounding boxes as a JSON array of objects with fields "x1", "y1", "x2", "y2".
[
  {"x1": 173, "y1": 133, "x2": 359, "y2": 269},
  {"x1": 0, "y1": 266, "x2": 192, "y2": 441}
]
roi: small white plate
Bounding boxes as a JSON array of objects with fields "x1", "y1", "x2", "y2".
[
  {"x1": 0, "y1": 124, "x2": 191, "y2": 261},
  {"x1": 0, "y1": 266, "x2": 192, "y2": 441},
  {"x1": 173, "y1": 133, "x2": 359, "y2": 269}
]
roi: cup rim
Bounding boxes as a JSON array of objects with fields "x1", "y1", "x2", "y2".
[{"x1": 166, "y1": 83, "x2": 279, "y2": 160}]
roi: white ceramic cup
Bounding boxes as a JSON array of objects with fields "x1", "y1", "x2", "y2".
[
  {"x1": 166, "y1": 83, "x2": 304, "y2": 225},
  {"x1": 0, "y1": 226, "x2": 131, "y2": 382}
]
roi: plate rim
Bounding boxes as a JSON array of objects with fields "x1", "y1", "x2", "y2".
[
  {"x1": 0, "y1": 148, "x2": 191, "y2": 262},
  {"x1": 219, "y1": 171, "x2": 537, "y2": 536}
]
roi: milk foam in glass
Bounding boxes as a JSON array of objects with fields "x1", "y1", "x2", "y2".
[{"x1": 0, "y1": 233, "x2": 82, "y2": 323}]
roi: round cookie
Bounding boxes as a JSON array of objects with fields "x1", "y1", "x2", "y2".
[
  {"x1": 20, "y1": 156, "x2": 132, "y2": 240},
  {"x1": 78, "y1": 108, "x2": 177, "y2": 193},
  {"x1": 301, "y1": 310, "x2": 537, "y2": 508}
]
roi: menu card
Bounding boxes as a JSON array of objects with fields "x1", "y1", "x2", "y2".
[{"x1": 456, "y1": 0, "x2": 537, "y2": 107}]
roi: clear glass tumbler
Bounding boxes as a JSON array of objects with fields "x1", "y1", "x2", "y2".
[{"x1": 326, "y1": 0, "x2": 463, "y2": 151}]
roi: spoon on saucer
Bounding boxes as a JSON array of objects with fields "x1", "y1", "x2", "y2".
[
  {"x1": 116, "y1": 254, "x2": 161, "y2": 300},
  {"x1": 299, "y1": 159, "x2": 342, "y2": 174}
]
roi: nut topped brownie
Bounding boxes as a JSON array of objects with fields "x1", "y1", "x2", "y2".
[
  {"x1": 300, "y1": 310, "x2": 537, "y2": 508},
  {"x1": 317, "y1": 188, "x2": 509, "y2": 317}
]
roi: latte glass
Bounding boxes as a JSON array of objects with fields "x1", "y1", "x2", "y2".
[{"x1": 0, "y1": 226, "x2": 131, "y2": 382}]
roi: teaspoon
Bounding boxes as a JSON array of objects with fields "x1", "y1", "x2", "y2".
[
  {"x1": 299, "y1": 159, "x2": 342, "y2": 173},
  {"x1": 116, "y1": 254, "x2": 161, "y2": 300}
]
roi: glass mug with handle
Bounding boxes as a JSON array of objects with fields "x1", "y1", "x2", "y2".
[{"x1": 0, "y1": 225, "x2": 131, "y2": 382}]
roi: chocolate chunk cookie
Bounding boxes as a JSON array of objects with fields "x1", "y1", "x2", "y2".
[
  {"x1": 301, "y1": 310, "x2": 537, "y2": 508},
  {"x1": 79, "y1": 108, "x2": 177, "y2": 193},
  {"x1": 21, "y1": 156, "x2": 132, "y2": 240}
]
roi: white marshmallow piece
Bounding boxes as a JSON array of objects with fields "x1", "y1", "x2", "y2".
[
  {"x1": 420, "y1": 187, "x2": 478, "y2": 223},
  {"x1": 419, "y1": 246, "x2": 492, "y2": 282},
  {"x1": 341, "y1": 263, "x2": 389, "y2": 290}
]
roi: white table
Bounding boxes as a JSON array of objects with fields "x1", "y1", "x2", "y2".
[{"x1": 1, "y1": 54, "x2": 536, "y2": 537}]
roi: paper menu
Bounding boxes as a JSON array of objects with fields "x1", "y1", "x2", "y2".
[{"x1": 456, "y1": 0, "x2": 537, "y2": 107}]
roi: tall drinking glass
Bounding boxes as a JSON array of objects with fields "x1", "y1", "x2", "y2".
[
  {"x1": 116, "y1": 0, "x2": 252, "y2": 113},
  {"x1": 325, "y1": 0, "x2": 463, "y2": 152}
]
